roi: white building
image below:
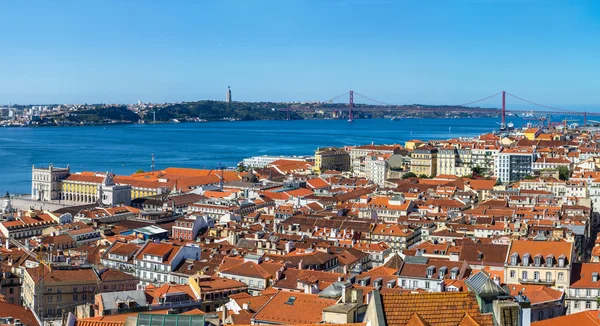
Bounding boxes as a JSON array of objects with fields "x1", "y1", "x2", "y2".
[
  {"x1": 566, "y1": 263, "x2": 600, "y2": 314},
  {"x1": 241, "y1": 155, "x2": 309, "y2": 168},
  {"x1": 31, "y1": 164, "x2": 70, "y2": 201},
  {"x1": 364, "y1": 154, "x2": 390, "y2": 186},
  {"x1": 436, "y1": 146, "x2": 472, "y2": 177},
  {"x1": 494, "y1": 148, "x2": 535, "y2": 183},
  {"x1": 133, "y1": 242, "x2": 201, "y2": 285}
]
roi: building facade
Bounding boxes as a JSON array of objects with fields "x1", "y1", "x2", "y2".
[
  {"x1": 410, "y1": 146, "x2": 438, "y2": 177},
  {"x1": 494, "y1": 148, "x2": 534, "y2": 183},
  {"x1": 314, "y1": 147, "x2": 350, "y2": 174},
  {"x1": 31, "y1": 164, "x2": 70, "y2": 201}
]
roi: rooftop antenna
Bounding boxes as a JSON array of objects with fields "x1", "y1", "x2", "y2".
[{"x1": 151, "y1": 153, "x2": 155, "y2": 173}]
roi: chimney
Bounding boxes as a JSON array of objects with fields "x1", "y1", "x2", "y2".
[
  {"x1": 298, "y1": 260, "x2": 303, "y2": 270},
  {"x1": 222, "y1": 305, "x2": 228, "y2": 323}
]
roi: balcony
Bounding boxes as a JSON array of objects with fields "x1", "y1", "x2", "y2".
[
  {"x1": 520, "y1": 278, "x2": 555, "y2": 286},
  {"x1": 150, "y1": 299, "x2": 202, "y2": 310}
]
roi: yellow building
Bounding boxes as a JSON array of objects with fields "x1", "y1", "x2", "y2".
[
  {"x1": 404, "y1": 140, "x2": 424, "y2": 151},
  {"x1": 524, "y1": 128, "x2": 541, "y2": 140},
  {"x1": 410, "y1": 146, "x2": 438, "y2": 177},
  {"x1": 61, "y1": 174, "x2": 161, "y2": 203},
  {"x1": 314, "y1": 147, "x2": 350, "y2": 174},
  {"x1": 504, "y1": 240, "x2": 574, "y2": 291}
]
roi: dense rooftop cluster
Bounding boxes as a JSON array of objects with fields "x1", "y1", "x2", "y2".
[{"x1": 2, "y1": 126, "x2": 600, "y2": 326}]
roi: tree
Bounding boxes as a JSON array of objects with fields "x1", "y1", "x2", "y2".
[
  {"x1": 402, "y1": 172, "x2": 417, "y2": 179},
  {"x1": 135, "y1": 169, "x2": 145, "y2": 174},
  {"x1": 418, "y1": 174, "x2": 429, "y2": 179},
  {"x1": 237, "y1": 164, "x2": 247, "y2": 173},
  {"x1": 558, "y1": 166, "x2": 570, "y2": 181}
]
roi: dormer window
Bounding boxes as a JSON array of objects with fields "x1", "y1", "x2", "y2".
[
  {"x1": 522, "y1": 253, "x2": 531, "y2": 266},
  {"x1": 593, "y1": 272, "x2": 599, "y2": 282},
  {"x1": 451, "y1": 267, "x2": 459, "y2": 280},
  {"x1": 426, "y1": 266, "x2": 435, "y2": 278},
  {"x1": 534, "y1": 255, "x2": 542, "y2": 267},
  {"x1": 546, "y1": 255, "x2": 554, "y2": 267},
  {"x1": 558, "y1": 255, "x2": 566, "y2": 267},
  {"x1": 510, "y1": 253, "x2": 519, "y2": 266},
  {"x1": 438, "y1": 266, "x2": 447, "y2": 279}
]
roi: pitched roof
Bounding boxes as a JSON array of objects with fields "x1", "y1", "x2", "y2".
[
  {"x1": 0, "y1": 302, "x2": 40, "y2": 326},
  {"x1": 508, "y1": 240, "x2": 573, "y2": 264},
  {"x1": 380, "y1": 292, "x2": 493, "y2": 326},
  {"x1": 252, "y1": 291, "x2": 337, "y2": 324},
  {"x1": 531, "y1": 310, "x2": 600, "y2": 325}
]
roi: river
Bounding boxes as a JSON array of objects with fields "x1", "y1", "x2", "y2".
[{"x1": 0, "y1": 116, "x2": 577, "y2": 194}]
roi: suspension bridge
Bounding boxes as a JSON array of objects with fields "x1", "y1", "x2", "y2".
[{"x1": 282, "y1": 90, "x2": 599, "y2": 128}]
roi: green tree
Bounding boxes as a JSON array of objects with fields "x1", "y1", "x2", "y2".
[
  {"x1": 402, "y1": 172, "x2": 417, "y2": 179},
  {"x1": 135, "y1": 169, "x2": 145, "y2": 174},
  {"x1": 418, "y1": 174, "x2": 429, "y2": 179},
  {"x1": 558, "y1": 166, "x2": 570, "y2": 181}
]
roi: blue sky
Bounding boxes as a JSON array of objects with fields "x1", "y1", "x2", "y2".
[{"x1": 0, "y1": 0, "x2": 599, "y2": 109}]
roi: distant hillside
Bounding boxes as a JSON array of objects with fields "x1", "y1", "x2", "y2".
[
  {"x1": 146, "y1": 101, "x2": 301, "y2": 122},
  {"x1": 55, "y1": 106, "x2": 140, "y2": 124}
]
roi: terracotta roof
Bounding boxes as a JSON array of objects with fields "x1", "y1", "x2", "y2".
[
  {"x1": 380, "y1": 292, "x2": 493, "y2": 325},
  {"x1": 252, "y1": 291, "x2": 337, "y2": 324},
  {"x1": 506, "y1": 284, "x2": 563, "y2": 305},
  {"x1": 219, "y1": 260, "x2": 274, "y2": 279},
  {"x1": 0, "y1": 302, "x2": 40, "y2": 326},
  {"x1": 459, "y1": 243, "x2": 509, "y2": 267},
  {"x1": 570, "y1": 263, "x2": 600, "y2": 289},
  {"x1": 26, "y1": 265, "x2": 99, "y2": 284},
  {"x1": 531, "y1": 310, "x2": 600, "y2": 325},
  {"x1": 98, "y1": 268, "x2": 138, "y2": 282},
  {"x1": 508, "y1": 240, "x2": 573, "y2": 265}
]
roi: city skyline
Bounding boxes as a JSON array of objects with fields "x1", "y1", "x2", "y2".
[{"x1": 0, "y1": 1, "x2": 599, "y2": 108}]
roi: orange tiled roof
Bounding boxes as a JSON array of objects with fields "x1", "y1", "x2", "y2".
[
  {"x1": 531, "y1": 310, "x2": 600, "y2": 325},
  {"x1": 252, "y1": 291, "x2": 337, "y2": 324},
  {"x1": 380, "y1": 292, "x2": 493, "y2": 326}
]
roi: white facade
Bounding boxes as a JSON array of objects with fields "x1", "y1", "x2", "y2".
[
  {"x1": 494, "y1": 152, "x2": 534, "y2": 183},
  {"x1": 31, "y1": 164, "x2": 70, "y2": 200},
  {"x1": 365, "y1": 156, "x2": 388, "y2": 186},
  {"x1": 241, "y1": 155, "x2": 308, "y2": 168}
]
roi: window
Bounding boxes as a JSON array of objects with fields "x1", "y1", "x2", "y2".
[
  {"x1": 558, "y1": 272, "x2": 564, "y2": 281},
  {"x1": 510, "y1": 270, "x2": 516, "y2": 278},
  {"x1": 425, "y1": 282, "x2": 430, "y2": 289},
  {"x1": 538, "y1": 311, "x2": 543, "y2": 321},
  {"x1": 586, "y1": 301, "x2": 591, "y2": 309},
  {"x1": 587, "y1": 289, "x2": 591, "y2": 297},
  {"x1": 546, "y1": 272, "x2": 552, "y2": 282},
  {"x1": 558, "y1": 258, "x2": 565, "y2": 267},
  {"x1": 575, "y1": 302, "x2": 580, "y2": 309},
  {"x1": 549, "y1": 310, "x2": 554, "y2": 318},
  {"x1": 48, "y1": 296, "x2": 52, "y2": 302},
  {"x1": 534, "y1": 272, "x2": 540, "y2": 281},
  {"x1": 73, "y1": 295, "x2": 78, "y2": 301},
  {"x1": 523, "y1": 254, "x2": 530, "y2": 266},
  {"x1": 522, "y1": 271, "x2": 528, "y2": 281}
]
